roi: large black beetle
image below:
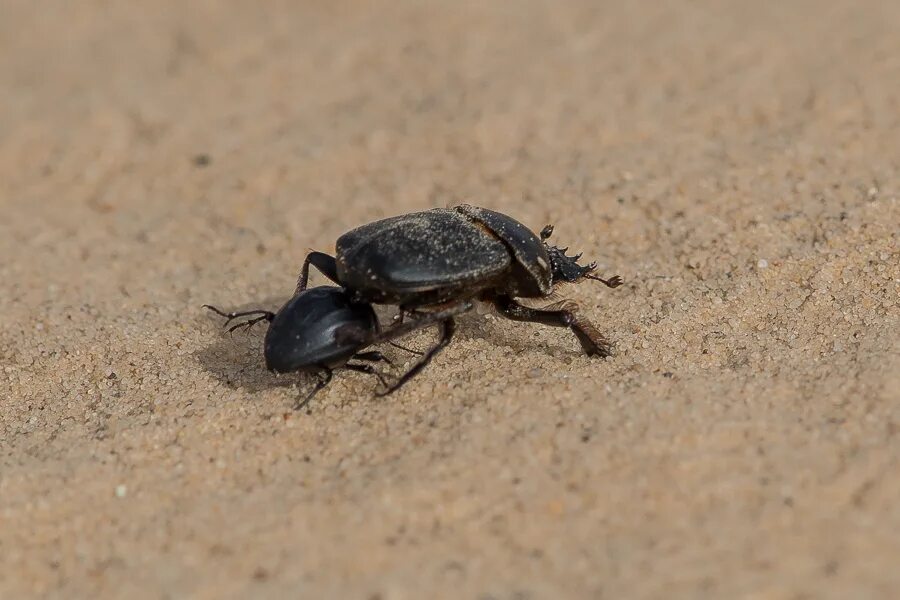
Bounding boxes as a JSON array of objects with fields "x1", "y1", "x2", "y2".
[{"x1": 296, "y1": 204, "x2": 622, "y2": 394}]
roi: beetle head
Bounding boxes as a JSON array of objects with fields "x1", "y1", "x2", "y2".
[
  {"x1": 542, "y1": 224, "x2": 623, "y2": 288},
  {"x1": 546, "y1": 244, "x2": 597, "y2": 283}
]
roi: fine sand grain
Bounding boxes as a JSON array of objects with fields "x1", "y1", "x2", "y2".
[{"x1": 1, "y1": 1, "x2": 898, "y2": 598}]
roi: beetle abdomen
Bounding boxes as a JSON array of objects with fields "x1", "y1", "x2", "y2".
[{"x1": 335, "y1": 209, "x2": 510, "y2": 301}]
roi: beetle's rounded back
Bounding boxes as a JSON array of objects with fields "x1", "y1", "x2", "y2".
[
  {"x1": 335, "y1": 208, "x2": 511, "y2": 305},
  {"x1": 264, "y1": 286, "x2": 376, "y2": 373}
]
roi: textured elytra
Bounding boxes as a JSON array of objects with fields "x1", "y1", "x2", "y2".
[{"x1": 335, "y1": 208, "x2": 511, "y2": 297}]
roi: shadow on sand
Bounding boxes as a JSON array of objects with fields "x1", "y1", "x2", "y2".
[{"x1": 193, "y1": 297, "x2": 580, "y2": 398}]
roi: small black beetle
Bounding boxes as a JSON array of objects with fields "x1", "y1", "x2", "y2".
[
  {"x1": 295, "y1": 204, "x2": 622, "y2": 393},
  {"x1": 204, "y1": 286, "x2": 392, "y2": 410}
]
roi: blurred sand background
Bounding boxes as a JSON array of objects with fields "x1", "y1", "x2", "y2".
[{"x1": 1, "y1": 1, "x2": 898, "y2": 598}]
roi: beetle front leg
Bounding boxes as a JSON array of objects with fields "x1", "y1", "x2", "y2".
[
  {"x1": 295, "y1": 251, "x2": 340, "y2": 293},
  {"x1": 490, "y1": 295, "x2": 613, "y2": 358}
]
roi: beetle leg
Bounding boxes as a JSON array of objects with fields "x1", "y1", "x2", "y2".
[
  {"x1": 225, "y1": 314, "x2": 273, "y2": 335},
  {"x1": 365, "y1": 301, "x2": 472, "y2": 395},
  {"x1": 385, "y1": 308, "x2": 426, "y2": 355},
  {"x1": 294, "y1": 368, "x2": 333, "y2": 412},
  {"x1": 352, "y1": 351, "x2": 392, "y2": 365},
  {"x1": 392, "y1": 307, "x2": 422, "y2": 324},
  {"x1": 371, "y1": 301, "x2": 472, "y2": 346},
  {"x1": 376, "y1": 318, "x2": 457, "y2": 397},
  {"x1": 343, "y1": 362, "x2": 390, "y2": 387},
  {"x1": 203, "y1": 305, "x2": 274, "y2": 329},
  {"x1": 295, "y1": 251, "x2": 340, "y2": 292},
  {"x1": 389, "y1": 342, "x2": 424, "y2": 356},
  {"x1": 490, "y1": 295, "x2": 613, "y2": 358}
]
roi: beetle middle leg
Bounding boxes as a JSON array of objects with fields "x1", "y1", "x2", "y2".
[
  {"x1": 295, "y1": 251, "x2": 340, "y2": 292},
  {"x1": 489, "y1": 294, "x2": 613, "y2": 358}
]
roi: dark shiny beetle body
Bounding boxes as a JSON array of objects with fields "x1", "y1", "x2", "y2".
[
  {"x1": 263, "y1": 286, "x2": 377, "y2": 373},
  {"x1": 334, "y1": 205, "x2": 553, "y2": 305},
  {"x1": 204, "y1": 286, "x2": 390, "y2": 410},
  {"x1": 294, "y1": 204, "x2": 622, "y2": 396}
]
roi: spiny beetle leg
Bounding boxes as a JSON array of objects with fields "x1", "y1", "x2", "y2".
[{"x1": 490, "y1": 294, "x2": 613, "y2": 358}]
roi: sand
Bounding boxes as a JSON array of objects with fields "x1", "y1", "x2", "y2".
[{"x1": 1, "y1": 1, "x2": 898, "y2": 598}]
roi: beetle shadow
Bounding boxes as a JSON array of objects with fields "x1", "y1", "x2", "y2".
[
  {"x1": 194, "y1": 298, "x2": 583, "y2": 395},
  {"x1": 449, "y1": 310, "x2": 590, "y2": 358},
  {"x1": 456, "y1": 315, "x2": 567, "y2": 357},
  {"x1": 379, "y1": 309, "x2": 585, "y2": 360},
  {"x1": 194, "y1": 297, "x2": 407, "y2": 394}
]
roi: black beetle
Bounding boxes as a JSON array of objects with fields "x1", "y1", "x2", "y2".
[
  {"x1": 295, "y1": 204, "x2": 622, "y2": 393},
  {"x1": 204, "y1": 286, "x2": 393, "y2": 410}
]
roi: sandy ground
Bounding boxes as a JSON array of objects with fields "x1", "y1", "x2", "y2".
[{"x1": 1, "y1": 1, "x2": 898, "y2": 598}]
